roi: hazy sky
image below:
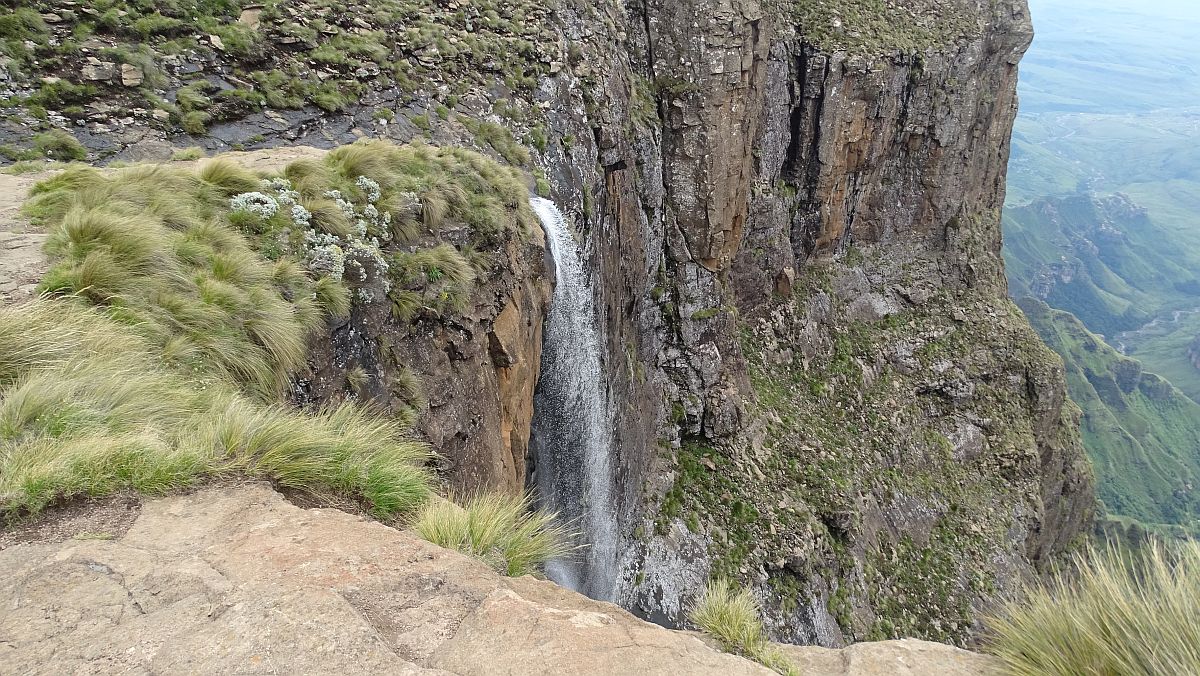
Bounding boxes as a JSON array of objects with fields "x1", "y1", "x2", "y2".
[{"x1": 1020, "y1": 0, "x2": 1200, "y2": 113}]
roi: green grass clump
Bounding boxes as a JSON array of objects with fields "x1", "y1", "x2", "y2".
[
  {"x1": 171, "y1": 146, "x2": 206, "y2": 161},
  {"x1": 26, "y1": 162, "x2": 348, "y2": 398},
  {"x1": 792, "y1": 0, "x2": 981, "y2": 54},
  {"x1": 0, "y1": 300, "x2": 432, "y2": 519},
  {"x1": 461, "y1": 118, "x2": 531, "y2": 167},
  {"x1": 689, "y1": 578, "x2": 799, "y2": 676},
  {"x1": 987, "y1": 541, "x2": 1200, "y2": 676},
  {"x1": 0, "y1": 8, "x2": 48, "y2": 41},
  {"x1": 415, "y1": 493, "x2": 576, "y2": 576},
  {"x1": 33, "y1": 129, "x2": 87, "y2": 162}
]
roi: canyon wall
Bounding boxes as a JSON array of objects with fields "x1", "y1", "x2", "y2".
[{"x1": 538, "y1": 0, "x2": 1094, "y2": 644}]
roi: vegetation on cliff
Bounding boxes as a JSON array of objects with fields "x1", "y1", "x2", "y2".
[
  {"x1": 690, "y1": 578, "x2": 799, "y2": 676},
  {"x1": 788, "y1": 0, "x2": 981, "y2": 54},
  {"x1": 0, "y1": 141, "x2": 568, "y2": 576},
  {"x1": 988, "y1": 541, "x2": 1200, "y2": 675},
  {"x1": 0, "y1": 0, "x2": 558, "y2": 158},
  {"x1": 655, "y1": 248, "x2": 1088, "y2": 645}
]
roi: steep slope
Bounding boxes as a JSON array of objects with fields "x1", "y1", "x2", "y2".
[
  {"x1": 1019, "y1": 299, "x2": 1200, "y2": 535},
  {"x1": 563, "y1": 0, "x2": 1093, "y2": 646}
]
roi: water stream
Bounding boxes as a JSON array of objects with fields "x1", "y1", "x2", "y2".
[{"x1": 528, "y1": 196, "x2": 619, "y2": 601}]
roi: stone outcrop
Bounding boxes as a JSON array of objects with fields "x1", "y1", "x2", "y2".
[
  {"x1": 297, "y1": 206, "x2": 552, "y2": 496},
  {"x1": 0, "y1": 485, "x2": 1001, "y2": 675}
]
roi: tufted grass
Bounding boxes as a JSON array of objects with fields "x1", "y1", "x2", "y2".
[
  {"x1": 986, "y1": 541, "x2": 1200, "y2": 676},
  {"x1": 0, "y1": 301, "x2": 432, "y2": 519},
  {"x1": 690, "y1": 578, "x2": 799, "y2": 676},
  {"x1": 25, "y1": 162, "x2": 348, "y2": 399},
  {"x1": 4, "y1": 142, "x2": 566, "y2": 576},
  {"x1": 415, "y1": 493, "x2": 577, "y2": 577}
]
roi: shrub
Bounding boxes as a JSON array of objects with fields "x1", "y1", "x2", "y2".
[
  {"x1": 171, "y1": 146, "x2": 206, "y2": 161},
  {"x1": 986, "y1": 541, "x2": 1200, "y2": 676},
  {"x1": 130, "y1": 13, "x2": 186, "y2": 39},
  {"x1": 414, "y1": 493, "x2": 576, "y2": 576},
  {"x1": 462, "y1": 118, "x2": 531, "y2": 166},
  {"x1": 27, "y1": 80, "x2": 96, "y2": 109},
  {"x1": 689, "y1": 579, "x2": 798, "y2": 676},
  {"x1": 182, "y1": 110, "x2": 212, "y2": 135},
  {"x1": 0, "y1": 8, "x2": 49, "y2": 41},
  {"x1": 33, "y1": 129, "x2": 87, "y2": 162}
]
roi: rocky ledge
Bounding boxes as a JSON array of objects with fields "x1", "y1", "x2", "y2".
[{"x1": 0, "y1": 485, "x2": 998, "y2": 675}]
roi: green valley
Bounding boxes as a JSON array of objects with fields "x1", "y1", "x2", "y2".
[
  {"x1": 1005, "y1": 0, "x2": 1200, "y2": 533},
  {"x1": 1019, "y1": 299, "x2": 1200, "y2": 536}
]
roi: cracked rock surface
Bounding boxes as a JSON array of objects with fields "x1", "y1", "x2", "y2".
[
  {"x1": 0, "y1": 484, "x2": 1000, "y2": 675},
  {"x1": 0, "y1": 171, "x2": 49, "y2": 305}
]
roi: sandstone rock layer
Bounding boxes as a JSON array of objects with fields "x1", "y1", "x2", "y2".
[{"x1": 0, "y1": 485, "x2": 1001, "y2": 675}]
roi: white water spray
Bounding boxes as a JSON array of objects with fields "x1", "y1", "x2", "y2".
[{"x1": 529, "y1": 196, "x2": 619, "y2": 601}]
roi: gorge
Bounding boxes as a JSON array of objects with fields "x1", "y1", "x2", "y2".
[{"x1": 0, "y1": 0, "x2": 1098, "y2": 666}]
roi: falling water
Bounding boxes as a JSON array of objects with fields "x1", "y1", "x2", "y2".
[{"x1": 529, "y1": 196, "x2": 619, "y2": 601}]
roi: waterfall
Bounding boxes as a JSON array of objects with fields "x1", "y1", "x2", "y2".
[{"x1": 528, "y1": 196, "x2": 619, "y2": 601}]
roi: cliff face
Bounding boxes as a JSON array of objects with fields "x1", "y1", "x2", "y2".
[
  {"x1": 537, "y1": 0, "x2": 1093, "y2": 645},
  {"x1": 0, "y1": 0, "x2": 1095, "y2": 646},
  {"x1": 298, "y1": 217, "x2": 552, "y2": 495}
]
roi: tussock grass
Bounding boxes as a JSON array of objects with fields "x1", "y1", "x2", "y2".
[
  {"x1": 689, "y1": 579, "x2": 799, "y2": 676},
  {"x1": 322, "y1": 139, "x2": 536, "y2": 240},
  {"x1": 986, "y1": 541, "x2": 1200, "y2": 676},
  {"x1": 26, "y1": 163, "x2": 348, "y2": 398},
  {"x1": 4, "y1": 140, "x2": 548, "y2": 559},
  {"x1": 170, "y1": 146, "x2": 206, "y2": 162},
  {"x1": 0, "y1": 301, "x2": 432, "y2": 519},
  {"x1": 415, "y1": 493, "x2": 576, "y2": 576}
]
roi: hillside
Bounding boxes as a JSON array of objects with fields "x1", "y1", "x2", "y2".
[
  {"x1": 1002, "y1": 0, "x2": 1200, "y2": 536},
  {"x1": 1019, "y1": 299, "x2": 1200, "y2": 534}
]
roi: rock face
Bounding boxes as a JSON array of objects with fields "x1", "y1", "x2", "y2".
[
  {"x1": 0, "y1": 484, "x2": 1001, "y2": 675},
  {"x1": 0, "y1": 0, "x2": 1096, "y2": 649},
  {"x1": 532, "y1": 0, "x2": 1095, "y2": 646},
  {"x1": 298, "y1": 216, "x2": 552, "y2": 496}
]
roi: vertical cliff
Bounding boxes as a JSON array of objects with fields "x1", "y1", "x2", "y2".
[
  {"x1": 537, "y1": 0, "x2": 1094, "y2": 646},
  {"x1": 0, "y1": 0, "x2": 1096, "y2": 646}
]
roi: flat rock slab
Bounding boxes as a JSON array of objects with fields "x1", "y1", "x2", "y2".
[
  {"x1": 0, "y1": 171, "x2": 51, "y2": 304},
  {"x1": 778, "y1": 638, "x2": 1001, "y2": 675},
  {"x1": 0, "y1": 484, "x2": 774, "y2": 675},
  {"x1": 0, "y1": 483, "x2": 1002, "y2": 675}
]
